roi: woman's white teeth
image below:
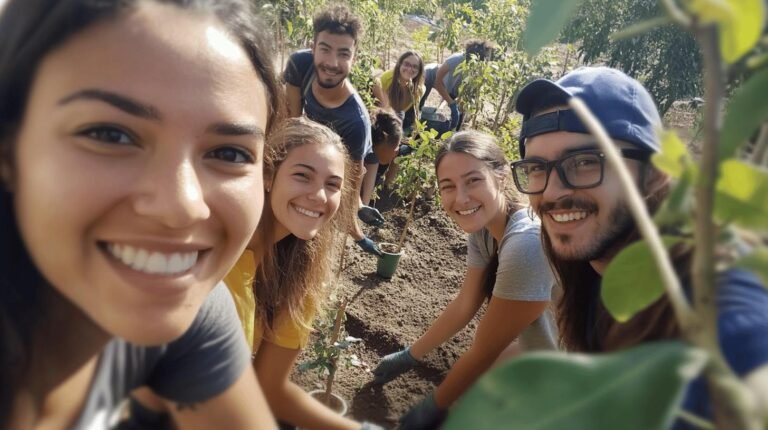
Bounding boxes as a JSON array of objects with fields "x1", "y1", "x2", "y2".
[
  {"x1": 552, "y1": 211, "x2": 588, "y2": 223},
  {"x1": 107, "y1": 243, "x2": 197, "y2": 275},
  {"x1": 294, "y1": 205, "x2": 321, "y2": 218},
  {"x1": 458, "y1": 206, "x2": 480, "y2": 216}
]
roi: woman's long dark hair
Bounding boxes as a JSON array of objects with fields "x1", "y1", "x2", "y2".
[
  {"x1": 0, "y1": 0, "x2": 284, "y2": 423},
  {"x1": 387, "y1": 51, "x2": 424, "y2": 113},
  {"x1": 435, "y1": 131, "x2": 524, "y2": 300}
]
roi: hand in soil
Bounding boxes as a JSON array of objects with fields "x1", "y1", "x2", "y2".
[
  {"x1": 372, "y1": 347, "x2": 419, "y2": 384},
  {"x1": 399, "y1": 393, "x2": 446, "y2": 430},
  {"x1": 358, "y1": 205, "x2": 385, "y2": 227},
  {"x1": 355, "y1": 236, "x2": 383, "y2": 256}
]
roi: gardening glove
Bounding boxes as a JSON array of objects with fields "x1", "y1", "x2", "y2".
[
  {"x1": 449, "y1": 101, "x2": 461, "y2": 130},
  {"x1": 360, "y1": 422, "x2": 385, "y2": 430},
  {"x1": 399, "y1": 393, "x2": 447, "y2": 430},
  {"x1": 358, "y1": 205, "x2": 385, "y2": 227},
  {"x1": 398, "y1": 143, "x2": 414, "y2": 157},
  {"x1": 355, "y1": 236, "x2": 382, "y2": 256},
  {"x1": 372, "y1": 347, "x2": 419, "y2": 384}
]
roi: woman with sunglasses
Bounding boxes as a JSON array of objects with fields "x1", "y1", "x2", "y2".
[{"x1": 373, "y1": 131, "x2": 558, "y2": 429}]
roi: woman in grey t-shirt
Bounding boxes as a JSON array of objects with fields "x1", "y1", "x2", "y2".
[
  {"x1": 373, "y1": 131, "x2": 558, "y2": 429},
  {"x1": 0, "y1": 1, "x2": 282, "y2": 428}
]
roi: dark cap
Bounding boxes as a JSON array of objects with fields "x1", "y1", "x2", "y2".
[{"x1": 514, "y1": 67, "x2": 661, "y2": 157}]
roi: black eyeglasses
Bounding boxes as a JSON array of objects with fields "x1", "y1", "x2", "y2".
[{"x1": 510, "y1": 149, "x2": 650, "y2": 194}]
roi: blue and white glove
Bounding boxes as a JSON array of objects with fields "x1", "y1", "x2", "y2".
[
  {"x1": 449, "y1": 101, "x2": 461, "y2": 130},
  {"x1": 399, "y1": 393, "x2": 446, "y2": 430},
  {"x1": 358, "y1": 205, "x2": 385, "y2": 227},
  {"x1": 360, "y1": 421, "x2": 385, "y2": 430},
  {"x1": 372, "y1": 347, "x2": 419, "y2": 384},
  {"x1": 355, "y1": 236, "x2": 382, "y2": 256}
]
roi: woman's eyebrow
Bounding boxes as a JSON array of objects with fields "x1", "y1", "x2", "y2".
[
  {"x1": 58, "y1": 88, "x2": 161, "y2": 120},
  {"x1": 206, "y1": 122, "x2": 265, "y2": 139}
]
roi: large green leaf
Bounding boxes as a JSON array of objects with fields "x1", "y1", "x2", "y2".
[
  {"x1": 686, "y1": 0, "x2": 765, "y2": 63},
  {"x1": 652, "y1": 129, "x2": 693, "y2": 179},
  {"x1": 523, "y1": 0, "x2": 585, "y2": 55},
  {"x1": 715, "y1": 159, "x2": 768, "y2": 230},
  {"x1": 444, "y1": 342, "x2": 707, "y2": 430},
  {"x1": 720, "y1": 68, "x2": 768, "y2": 159},
  {"x1": 733, "y1": 247, "x2": 768, "y2": 287},
  {"x1": 602, "y1": 237, "x2": 682, "y2": 323}
]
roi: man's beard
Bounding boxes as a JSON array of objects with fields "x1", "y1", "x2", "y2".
[
  {"x1": 538, "y1": 197, "x2": 635, "y2": 262},
  {"x1": 315, "y1": 65, "x2": 346, "y2": 89}
]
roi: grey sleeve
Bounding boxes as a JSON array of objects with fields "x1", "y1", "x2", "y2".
[
  {"x1": 492, "y1": 232, "x2": 554, "y2": 301},
  {"x1": 147, "y1": 282, "x2": 251, "y2": 404},
  {"x1": 466, "y1": 232, "x2": 490, "y2": 268}
]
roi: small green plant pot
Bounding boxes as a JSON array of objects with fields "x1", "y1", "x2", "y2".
[{"x1": 376, "y1": 243, "x2": 403, "y2": 279}]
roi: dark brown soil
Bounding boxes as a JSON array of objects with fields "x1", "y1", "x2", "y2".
[{"x1": 291, "y1": 192, "x2": 484, "y2": 429}]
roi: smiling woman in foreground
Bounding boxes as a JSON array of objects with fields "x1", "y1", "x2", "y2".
[{"x1": 0, "y1": 0, "x2": 282, "y2": 428}]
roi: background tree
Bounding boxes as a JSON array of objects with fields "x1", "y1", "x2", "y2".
[{"x1": 562, "y1": 0, "x2": 703, "y2": 114}]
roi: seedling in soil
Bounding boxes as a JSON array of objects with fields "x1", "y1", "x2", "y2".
[{"x1": 391, "y1": 119, "x2": 450, "y2": 253}]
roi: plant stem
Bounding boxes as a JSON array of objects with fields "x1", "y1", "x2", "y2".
[
  {"x1": 749, "y1": 123, "x2": 768, "y2": 166},
  {"x1": 661, "y1": 0, "x2": 692, "y2": 27},
  {"x1": 568, "y1": 98, "x2": 694, "y2": 326},
  {"x1": 693, "y1": 24, "x2": 761, "y2": 430},
  {"x1": 397, "y1": 190, "x2": 418, "y2": 252},
  {"x1": 677, "y1": 410, "x2": 715, "y2": 430},
  {"x1": 324, "y1": 298, "x2": 348, "y2": 406}
]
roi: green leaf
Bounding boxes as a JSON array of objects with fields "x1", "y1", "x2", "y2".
[
  {"x1": 720, "y1": 67, "x2": 768, "y2": 159},
  {"x1": 652, "y1": 130, "x2": 692, "y2": 179},
  {"x1": 653, "y1": 169, "x2": 694, "y2": 231},
  {"x1": 444, "y1": 342, "x2": 707, "y2": 430},
  {"x1": 715, "y1": 159, "x2": 768, "y2": 230},
  {"x1": 732, "y1": 247, "x2": 768, "y2": 287},
  {"x1": 523, "y1": 0, "x2": 585, "y2": 55},
  {"x1": 610, "y1": 16, "x2": 673, "y2": 42},
  {"x1": 686, "y1": 0, "x2": 765, "y2": 63},
  {"x1": 602, "y1": 237, "x2": 682, "y2": 323}
]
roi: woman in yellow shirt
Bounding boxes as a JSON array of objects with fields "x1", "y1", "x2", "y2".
[
  {"x1": 133, "y1": 118, "x2": 378, "y2": 429},
  {"x1": 372, "y1": 50, "x2": 426, "y2": 131},
  {"x1": 228, "y1": 117, "x2": 373, "y2": 430}
]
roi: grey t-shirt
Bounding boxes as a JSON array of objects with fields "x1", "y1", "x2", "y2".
[
  {"x1": 423, "y1": 52, "x2": 465, "y2": 98},
  {"x1": 467, "y1": 208, "x2": 559, "y2": 351},
  {"x1": 73, "y1": 282, "x2": 251, "y2": 429},
  {"x1": 440, "y1": 52, "x2": 465, "y2": 97}
]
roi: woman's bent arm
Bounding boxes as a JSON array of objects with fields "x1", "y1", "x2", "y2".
[
  {"x1": 433, "y1": 296, "x2": 548, "y2": 408},
  {"x1": 409, "y1": 266, "x2": 488, "y2": 359}
]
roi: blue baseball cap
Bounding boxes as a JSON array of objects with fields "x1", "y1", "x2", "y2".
[{"x1": 514, "y1": 67, "x2": 661, "y2": 157}]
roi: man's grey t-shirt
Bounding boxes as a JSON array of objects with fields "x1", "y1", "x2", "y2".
[
  {"x1": 467, "y1": 208, "x2": 559, "y2": 351},
  {"x1": 73, "y1": 283, "x2": 251, "y2": 429},
  {"x1": 423, "y1": 52, "x2": 465, "y2": 98}
]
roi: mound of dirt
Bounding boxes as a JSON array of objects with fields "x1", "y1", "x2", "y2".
[{"x1": 291, "y1": 193, "x2": 484, "y2": 428}]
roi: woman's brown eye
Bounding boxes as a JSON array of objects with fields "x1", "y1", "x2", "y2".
[
  {"x1": 207, "y1": 147, "x2": 253, "y2": 164},
  {"x1": 79, "y1": 126, "x2": 133, "y2": 145}
]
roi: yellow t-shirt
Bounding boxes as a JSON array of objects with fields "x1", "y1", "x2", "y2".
[
  {"x1": 224, "y1": 250, "x2": 316, "y2": 353},
  {"x1": 379, "y1": 69, "x2": 425, "y2": 112}
]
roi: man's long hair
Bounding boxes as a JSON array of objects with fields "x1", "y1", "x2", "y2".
[{"x1": 545, "y1": 169, "x2": 685, "y2": 352}]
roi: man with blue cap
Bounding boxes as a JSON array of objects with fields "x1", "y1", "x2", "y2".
[{"x1": 513, "y1": 66, "x2": 768, "y2": 429}]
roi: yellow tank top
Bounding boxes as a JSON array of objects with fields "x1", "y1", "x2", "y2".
[{"x1": 224, "y1": 250, "x2": 316, "y2": 353}]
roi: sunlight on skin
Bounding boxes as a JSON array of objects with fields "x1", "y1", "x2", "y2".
[{"x1": 206, "y1": 26, "x2": 244, "y2": 60}]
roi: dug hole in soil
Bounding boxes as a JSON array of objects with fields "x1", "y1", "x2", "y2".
[{"x1": 291, "y1": 190, "x2": 485, "y2": 429}]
